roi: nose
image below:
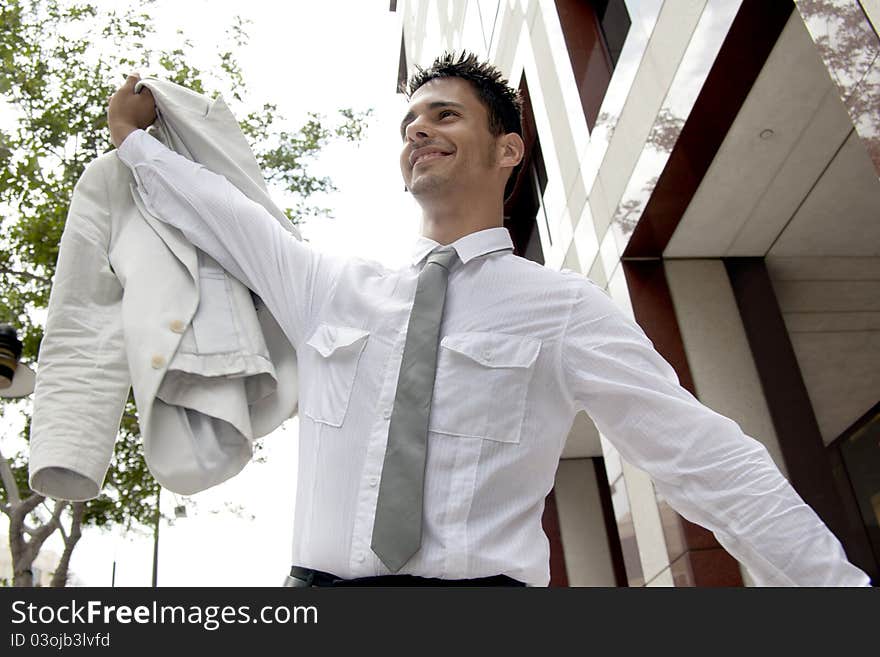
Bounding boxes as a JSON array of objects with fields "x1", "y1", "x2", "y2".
[{"x1": 404, "y1": 113, "x2": 432, "y2": 143}]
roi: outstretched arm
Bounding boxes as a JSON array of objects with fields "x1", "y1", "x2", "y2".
[{"x1": 561, "y1": 278, "x2": 871, "y2": 586}]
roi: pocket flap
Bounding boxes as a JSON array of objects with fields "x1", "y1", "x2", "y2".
[
  {"x1": 305, "y1": 323, "x2": 370, "y2": 358},
  {"x1": 440, "y1": 331, "x2": 541, "y2": 369}
]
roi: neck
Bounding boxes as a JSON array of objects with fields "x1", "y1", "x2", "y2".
[{"x1": 418, "y1": 192, "x2": 504, "y2": 245}]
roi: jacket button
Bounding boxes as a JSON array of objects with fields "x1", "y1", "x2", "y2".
[
  {"x1": 151, "y1": 355, "x2": 166, "y2": 369},
  {"x1": 169, "y1": 319, "x2": 186, "y2": 334}
]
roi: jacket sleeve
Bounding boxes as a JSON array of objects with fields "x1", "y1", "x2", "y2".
[
  {"x1": 116, "y1": 129, "x2": 344, "y2": 351},
  {"x1": 560, "y1": 278, "x2": 871, "y2": 586},
  {"x1": 29, "y1": 157, "x2": 131, "y2": 501}
]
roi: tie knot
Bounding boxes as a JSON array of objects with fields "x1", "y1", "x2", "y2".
[{"x1": 425, "y1": 245, "x2": 458, "y2": 271}]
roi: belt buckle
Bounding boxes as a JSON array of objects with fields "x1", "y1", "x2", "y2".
[
  {"x1": 282, "y1": 574, "x2": 311, "y2": 588},
  {"x1": 283, "y1": 567, "x2": 315, "y2": 588}
]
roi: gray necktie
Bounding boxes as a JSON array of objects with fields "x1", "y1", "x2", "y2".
[{"x1": 370, "y1": 245, "x2": 459, "y2": 572}]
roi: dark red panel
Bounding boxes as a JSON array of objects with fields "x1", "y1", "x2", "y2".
[
  {"x1": 624, "y1": 0, "x2": 793, "y2": 258},
  {"x1": 621, "y1": 260, "x2": 695, "y2": 395},
  {"x1": 688, "y1": 548, "x2": 746, "y2": 587},
  {"x1": 593, "y1": 458, "x2": 629, "y2": 587},
  {"x1": 555, "y1": 0, "x2": 613, "y2": 131}
]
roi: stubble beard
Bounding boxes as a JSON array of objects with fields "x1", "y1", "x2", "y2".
[
  {"x1": 409, "y1": 165, "x2": 455, "y2": 199},
  {"x1": 410, "y1": 140, "x2": 497, "y2": 200}
]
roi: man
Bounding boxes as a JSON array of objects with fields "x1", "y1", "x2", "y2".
[{"x1": 107, "y1": 52, "x2": 870, "y2": 587}]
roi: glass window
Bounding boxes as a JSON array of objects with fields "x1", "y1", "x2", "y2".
[{"x1": 555, "y1": 0, "x2": 632, "y2": 130}]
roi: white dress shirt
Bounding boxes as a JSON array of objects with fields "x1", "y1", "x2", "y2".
[{"x1": 117, "y1": 128, "x2": 870, "y2": 587}]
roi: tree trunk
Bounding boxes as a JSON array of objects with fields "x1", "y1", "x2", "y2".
[
  {"x1": 50, "y1": 502, "x2": 85, "y2": 587},
  {"x1": 8, "y1": 494, "x2": 43, "y2": 588},
  {"x1": 8, "y1": 508, "x2": 33, "y2": 587},
  {"x1": 13, "y1": 568, "x2": 34, "y2": 587},
  {"x1": 5, "y1": 494, "x2": 66, "y2": 587}
]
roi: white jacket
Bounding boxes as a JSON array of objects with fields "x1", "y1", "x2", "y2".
[{"x1": 29, "y1": 78, "x2": 299, "y2": 500}]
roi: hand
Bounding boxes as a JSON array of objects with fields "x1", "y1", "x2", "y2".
[{"x1": 107, "y1": 73, "x2": 157, "y2": 147}]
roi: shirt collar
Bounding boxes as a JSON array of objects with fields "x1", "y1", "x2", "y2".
[{"x1": 409, "y1": 227, "x2": 514, "y2": 268}]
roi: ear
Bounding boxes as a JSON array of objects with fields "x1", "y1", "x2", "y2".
[{"x1": 497, "y1": 132, "x2": 524, "y2": 170}]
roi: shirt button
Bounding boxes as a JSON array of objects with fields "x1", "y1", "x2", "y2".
[
  {"x1": 369, "y1": 477, "x2": 378, "y2": 487},
  {"x1": 169, "y1": 319, "x2": 186, "y2": 334},
  {"x1": 355, "y1": 552, "x2": 365, "y2": 563},
  {"x1": 150, "y1": 355, "x2": 166, "y2": 369},
  {"x1": 383, "y1": 408, "x2": 392, "y2": 419}
]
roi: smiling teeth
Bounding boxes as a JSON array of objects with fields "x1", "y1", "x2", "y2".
[{"x1": 415, "y1": 152, "x2": 448, "y2": 165}]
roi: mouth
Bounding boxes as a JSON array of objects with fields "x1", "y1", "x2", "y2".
[{"x1": 410, "y1": 149, "x2": 453, "y2": 168}]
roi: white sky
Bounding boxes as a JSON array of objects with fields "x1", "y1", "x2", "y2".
[{"x1": 1, "y1": 0, "x2": 429, "y2": 586}]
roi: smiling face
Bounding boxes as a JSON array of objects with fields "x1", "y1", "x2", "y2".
[{"x1": 400, "y1": 77, "x2": 504, "y2": 200}]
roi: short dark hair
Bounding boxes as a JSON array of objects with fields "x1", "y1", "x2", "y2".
[
  {"x1": 407, "y1": 51, "x2": 524, "y2": 198},
  {"x1": 407, "y1": 51, "x2": 522, "y2": 138}
]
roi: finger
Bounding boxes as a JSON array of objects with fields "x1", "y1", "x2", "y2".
[
  {"x1": 134, "y1": 82, "x2": 153, "y2": 98},
  {"x1": 122, "y1": 73, "x2": 140, "y2": 90}
]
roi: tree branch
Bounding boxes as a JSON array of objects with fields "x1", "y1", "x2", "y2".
[
  {"x1": 0, "y1": 445, "x2": 22, "y2": 506},
  {"x1": 0, "y1": 263, "x2": 52, "y2": 285},
  {"x1": 27, "y1": 499, "x2": 67, "y2": 553},
  {"x1": 62, "y1": 502, "x2": 83, "y2": 548},
  {"x1": 56, "y1": 511, "x2": 69, "y2": 543},
  {"x1": 51, "y1": 502, "x2": 85, "y2": 587},
  {"x1": 19, "y1": 493, "x2": 44, "y2": 516}
]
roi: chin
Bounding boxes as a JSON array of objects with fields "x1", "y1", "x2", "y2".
[{"x1": 408, "y1": 174, "x2": 449, "y2": 197}]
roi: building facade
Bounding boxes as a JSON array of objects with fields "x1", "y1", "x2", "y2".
[{"x1": 392, "y1": 0, "x2": 880, "y2": 586}]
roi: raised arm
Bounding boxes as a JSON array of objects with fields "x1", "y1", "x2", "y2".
[
  {"x1": 107, "y1": 75, "x2": 343, "y2": 349},
  {"x1": 560, "y1": 278, "x2": 871, "y2": 587}
]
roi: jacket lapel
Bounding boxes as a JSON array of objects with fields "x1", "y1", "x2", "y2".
[{"x1": 128, "y1": 181, "x2": 199, "y2": 281}]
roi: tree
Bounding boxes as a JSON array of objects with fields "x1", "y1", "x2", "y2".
[{"x1": 0, "y1": 0, "x2": 370, "y2": 586}]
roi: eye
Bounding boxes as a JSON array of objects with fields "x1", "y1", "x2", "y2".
[{"x1": 439, "y1": 110, "x2": 457, "y2": 119}]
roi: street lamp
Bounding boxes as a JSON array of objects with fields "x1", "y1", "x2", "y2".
[
  {"x1": 151, "y1": 490, "x2": 188, "y2": 587},
  {"x1": 0, "y1": 324, "x2": 35, "y2": 586},
  {"x1": 152, "y1": 487, "x2": 161, "y2": 587},
  {"x1": 0, "y1": 324, "x2": 35, "y2": 399}
]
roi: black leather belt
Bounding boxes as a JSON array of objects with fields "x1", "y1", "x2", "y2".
[{"x1": 285, "y1": 565, "x2": 526, "y2": 587}]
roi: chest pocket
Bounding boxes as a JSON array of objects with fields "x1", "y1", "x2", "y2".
[
  {"x1": 429, "y1": 331, "x2": 542, "y2": 443},
  {"x1": 303, "y1": 323, "x2": 370, "y2": 427}
]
